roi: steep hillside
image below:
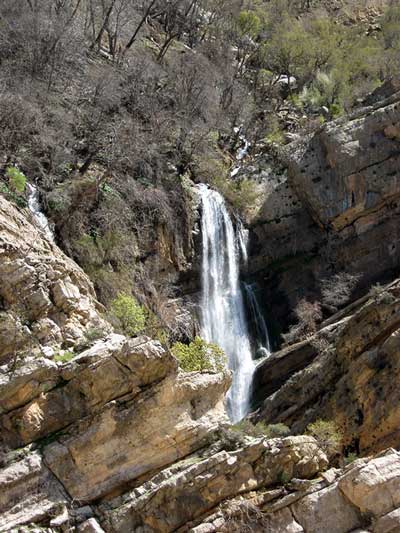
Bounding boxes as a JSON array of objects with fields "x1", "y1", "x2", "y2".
[
  {"x1": 1, "y1": 1, "x2": 400, "y2": 532},
  {"x1": 0, "y1": 192, "x2": 400, "y2": 532}
]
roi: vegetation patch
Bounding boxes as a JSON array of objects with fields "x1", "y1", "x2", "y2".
[
  {"x1": 306, "y1": 419, "x2": 342, "y2": 458},
  {"x1": 171, "y1": 336, "x2": 226, "y2": 372},
  {"x1": 54, "y1": 351, "x2": 75, "y2": 363}
]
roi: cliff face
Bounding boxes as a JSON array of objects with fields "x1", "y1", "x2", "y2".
[
  {"x1": 251, "y1": 89, "x2": 400, "y2": 456},
  {"x1": 1, "y1": 194, "x2": 400, "y2": 533},
  {"x1": 0, "y1": 195, "x2": 109, "y2": 364},
  {"x1": 246, "y1": 90, "x2": 400, "y2": 337},
  {"x1": 253, "y1": 278, "x2": 400, "y2": 455}
]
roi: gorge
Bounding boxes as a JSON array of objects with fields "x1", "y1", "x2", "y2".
[{"x1": 1, "y1": 0, "x2": 400, "y2": 531}]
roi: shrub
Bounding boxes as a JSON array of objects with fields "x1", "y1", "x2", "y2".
[
  {"x1": 171, "y1": 336, "x2": 225, "y2": 372},
  {"x1": 54, "y1": 351, "x2": 75, "y2": 363},
  {"x1": 6, "y1": 166, "x2": 26, "y2": 194},
  {"x1": 306, "y1": 419, "x2": 342, "y2": 457},
  {"x1": 369, "y1": 282, "x2": 383, "y2": 298},
  {"x1": 211, "y1": 175, "x2": 259, "y2": 215},
  {"x1": 0, "y1": 180, "x2": 27, "y2": 208},
  {"x1": 282, "y1": 298, "x2": 322, "y2": 344},
  {"x1": 75, "y1": 327, "x2": 108, "y2": 352},
  {"x1": 368, "y1": 283, "x2": 396, "y2": 305},
  {"x1": 344, "y1": 452, "x2": 358, "y2": 466},
  {"x1": 295, "y1": 299, "x2": 322, "y2": 331},
  {"x1": 233, "y1": 420, "x2": 291, "y2": 439},
  {"x1": 321, "y1": 272, "x2": 360, "y2": 312},
  {"x1": 310, "y1": 334, "x2": 332, "y2": 355},
  {"x1": 145, "y1": 310, "x2": 170, "y2": 347},
  {"x1": 110, "y1": 293, "x2": 147, "y2": 337}
]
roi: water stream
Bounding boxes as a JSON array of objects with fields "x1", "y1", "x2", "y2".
[
  {"x1": 27, "y1": 184, "x2": 54, "y2": 241},
  {"x1": 198, "y1": 184, "x2": 255, "y2": 422},
  {"x1": 230, "y1": 126, "x2": 251, "y2": 178},
  {"x1": 244, "y1": 282, "x2": 271, "y2": 357}
]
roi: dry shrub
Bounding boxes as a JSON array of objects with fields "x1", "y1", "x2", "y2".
[
  {"x1": 220, "y1": 499, "x2": 268, "y2": 532},
  {"x1": 282, "y1": 298, "x2": 322, "y2": 345},
  {"x1": 321, "y1": 272, "x2": 360, "y2": 312}
]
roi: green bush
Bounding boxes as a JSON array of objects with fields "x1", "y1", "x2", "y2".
[
  {"x1": 6, "y1": 166, "x2": 26, "y2": 193},
  {"x1": 344, "y1": 452, "x2": 358, "y2": 466},
  {"x1": 0, "y1": 180, "x2": 27, "y2": 208},
  {"x1": 171, "y1": 336, "x2": 225, "y2": 372},
  {"x1": 306, "y1": 419, "x2": 342, "y2": 457},
  {"x1": 110, "y1": 292, "x2": 147, "y2": 336},
  {"x1": 54, "y1": 351, "x2": 75, "y2": 363},
  {"x1": 233, "y1": 420, "x2": 291, "y2": 439},
  {"x1": 210, "y1": 175, "x2": 259, "y2": 215},
  {"x1": 237, "y1": 10, "x2": 261, "y2": 38}
]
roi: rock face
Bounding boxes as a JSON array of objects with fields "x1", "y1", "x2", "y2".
[
  {"x1": 287, "y1": 92, "x2": 400, "y2": 232},
  {"x1": 100, "y1": 436, "x2": 328, "y2": 532},
  {"x1": 1, "y1": 179, "x2": 400, "y2": 532},
  {"x1": 0, "y1": 451, "x2": 68, "y2": 531},
  {"x1": 191, "y1": 448, "x2": 400, "y2": 533},
  {"x1": 245, "y1": 91, "x2": 400, "y2": 336},
  {"x1": 254, "y1": 278, "x2": 400, "y2": 455},
  {"x1": 0, "y1": 194, "x2": 108, "y2": 363},
  {"x1": 0, "y1": 330, "x2": 232, "y2": 530}
]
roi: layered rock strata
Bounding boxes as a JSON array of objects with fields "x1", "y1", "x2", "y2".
[
  {"x1": 254, "y1": 278, "x2": 400, "y2": 455},
  {"x1": 246, "y1": 90, "x2": 400, "y2": 334},
  {"x1": 0, "y1": 195, "x2": 108, "y2": 363}
]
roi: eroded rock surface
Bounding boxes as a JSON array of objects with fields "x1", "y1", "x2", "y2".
[
  {"x1": 246, "y1": 91, "x2": 400, "y2": 334},
  {"x1": 0, "y1": 195, "x2": 108, "y2": 363},
  {"x1": 254, "y1": 278, "x2": 400, "y2": 455}
]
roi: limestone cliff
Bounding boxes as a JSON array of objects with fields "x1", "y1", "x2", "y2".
[
  {"x1": 2, "y1": 80, "x2": 400, "y2": 530},
  {"x1": 245, "y1": 90, "x2": 400, "y2": 336},
  {"x1": 0, "y1": 195, "x2": 108, "y2": 364}
]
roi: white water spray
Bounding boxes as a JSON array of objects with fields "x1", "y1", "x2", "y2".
[
  {"x1": 27, "y1": 184, "x2": 54, "y2": 242},
  {"x1": 198, "y1": 184, "x2": 255, "y2": 422},
  {"x1": 244, "y1": 283, "x2": 271, "y2": 356},
  {"x1": 236, "y1": 220, "x2": 249, "y2": 266}
]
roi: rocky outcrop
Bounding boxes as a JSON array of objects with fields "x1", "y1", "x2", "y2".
[
  {"x1": 245, "y1": 90, "x2": 400, "y2": 335},
  {"x1": 0, "y1": 195, "x2": 108, "y2": 363},
  {"x1": 0, "y1": 333, "x2": 230, "y2": 504},
  {"x1": 44, "y1": 368, "x2": 229, "y2": 503},
  {"x1": 254, "y1": 278, "x2": 400, "y2": 455},
  {"x1": 191, "y1": 447, "x2": 400, "y2": 533},
  {"x1": 100, "y1": 436, "x2": 328, "y2": 532},
  {"x1": 287, "y1": 91, "x2": 400, "y2": 232},
  {"x1": 0, "y1": 451, "x2": 69, "y2": 531}
]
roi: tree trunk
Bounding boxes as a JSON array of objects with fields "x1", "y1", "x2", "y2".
[
  {"x1": 91, "y1": 0, "x2": 117, "y2": 51},
  {"x1": 124, "y1": 0, "x2": 158, "y2": 52}
]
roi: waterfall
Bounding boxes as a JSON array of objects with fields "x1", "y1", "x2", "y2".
[
  {"x1": 236, "y1": 220, "x2": 249, "y2": 266},
  {"x1": 198, "y1": 184, "x2": 255, "y2": 422},
  {"x1": 27, "y1": 184, "x2": 54, "y2": 242},
  {"x1": 244, "y1": 283, "x2": 271, "y2": 357},
  {"x1": 230, "y1": 126, "x2": 251, "y2": 178}
]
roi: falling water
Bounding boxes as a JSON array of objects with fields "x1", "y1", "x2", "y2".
[
  {"x1": 236, "y1": 220, "x2": 249, "y2": 266},
  {"x1": 27, "y1": 184, "x2": 54, "y2": 241},
  {"x1": 244, "y1": 283, "x2": 271, "y2": 357},
  {"x1": 198, "y1": 184, "x2": 255, "y2": 422},
  {"x1": 230, "y1": 126, "x2": 251, "y2": 178}
]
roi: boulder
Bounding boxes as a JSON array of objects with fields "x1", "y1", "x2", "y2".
[
  {"x1": 44, "y1": 370, "x2": 230, "y2": 502},
  {"x1": 339, "y1": 450, "x2": 400, "y2": 518},
  {"x1": 101, "y1": 436, "x2": 327, "y2": 532}
]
